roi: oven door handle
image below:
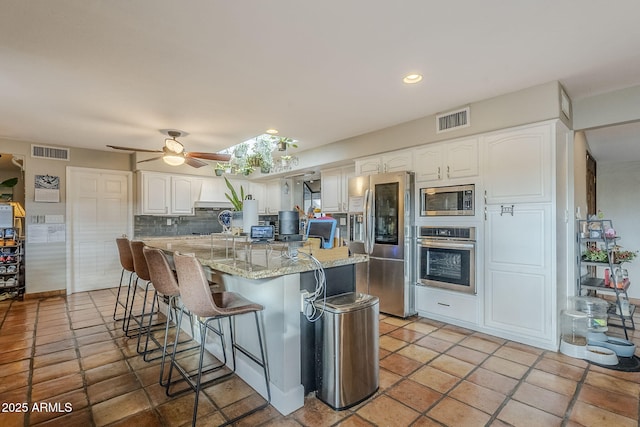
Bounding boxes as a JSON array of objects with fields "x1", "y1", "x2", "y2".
[{"x1": 417, "y1": 240, "x2": 475, "y2": 250}]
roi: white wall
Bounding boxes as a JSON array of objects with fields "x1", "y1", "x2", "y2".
[
  {"x1": 0, "y1": 138, "x2": 130, "y2": 295},
  {"x1": 597, "y1": 161, "x2": 640, "y2": 299}
]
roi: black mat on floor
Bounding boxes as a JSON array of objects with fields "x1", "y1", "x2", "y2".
[{"x1": 590, "y1": 355, "x2": 640, "y2": 372}]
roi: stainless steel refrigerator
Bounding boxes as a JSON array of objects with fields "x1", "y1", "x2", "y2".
[{"x1": 347, "y1": 171, "x2": 415, "y2": 317}]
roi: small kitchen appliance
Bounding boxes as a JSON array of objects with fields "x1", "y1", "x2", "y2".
[{"x1": 420, "y1": 184, "x2": 474, "y2": 216}]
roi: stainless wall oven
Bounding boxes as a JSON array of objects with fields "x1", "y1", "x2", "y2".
[{"x1": 417, "y1": 226, "x2": 476, "y2": 294}]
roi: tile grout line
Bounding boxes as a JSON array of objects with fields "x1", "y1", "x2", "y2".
[{"x1": 559, "y1": 360, "x2": 590, "y2": 427}]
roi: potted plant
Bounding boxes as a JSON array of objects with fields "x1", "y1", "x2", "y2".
[
  {"x1": 214, "y1": 162, "x2": 230, "y2": 176},
  {"x1": 224, "y1": 177, "x2": 245, "y2": 211},
  {"x1": 276, "y1": 137, "x2": 297, "y2": 151},
  {"x1": 0, "y1": 177, "x2": 18, "y2": 201},
  {"x1": 254, "y1": 136, "x2": 275, "y2": 173},
  {"x1": 246, "y1": 153, "x2": 263, "y2": 168}
]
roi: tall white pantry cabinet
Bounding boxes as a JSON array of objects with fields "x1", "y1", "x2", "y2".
[{"x1": 481, "y1": 120, "x2": 571, "y2": 350}]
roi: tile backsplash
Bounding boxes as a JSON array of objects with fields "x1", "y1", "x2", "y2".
[
  {"x1": 134, "y1": 209, "x2": 348, "y2": 239},
  {"x1": 134, "y1": 209, "x2": 224, "y2": 237}
]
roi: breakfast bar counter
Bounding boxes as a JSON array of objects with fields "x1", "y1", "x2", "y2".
[{"x1": 141, "y1": 235, "x2": 368, "y2": 415}]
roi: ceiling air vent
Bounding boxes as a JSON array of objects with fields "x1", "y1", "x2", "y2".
[
  {"x1": 436, "y1": 107, "x2": 470, "y2": 133},
  {"x1": 31, "y1": 144, "x2": 70, "y2": 161}
]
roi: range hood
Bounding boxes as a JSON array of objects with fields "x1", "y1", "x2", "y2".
[{"x1": 194, "y1": 179, "x2": 232, "y2": 209}]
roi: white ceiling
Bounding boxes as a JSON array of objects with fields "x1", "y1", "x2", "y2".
[{"x1": 2, "y1": 1, "x2": 640, "y2": 162}]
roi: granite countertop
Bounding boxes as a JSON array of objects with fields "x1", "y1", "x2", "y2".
[{"x1": 141, "y1": 235, "x2": 368, "y2": 280}]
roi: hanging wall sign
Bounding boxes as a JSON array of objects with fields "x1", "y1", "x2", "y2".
[{"x1": 34, "y1": 174, "x2": 60, "y2": 202}]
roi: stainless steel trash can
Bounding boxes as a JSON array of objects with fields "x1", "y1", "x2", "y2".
[{"x1": 315, "y1": 292, "x2": 379, "y2": 410}]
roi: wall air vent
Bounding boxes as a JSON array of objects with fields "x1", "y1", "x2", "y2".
[
  {"x1": 31, "y1": 144, "x2": 70, "y2": 161},
  {"x1": 436, "y1": 107, "x2": 470, "y2": 133}
]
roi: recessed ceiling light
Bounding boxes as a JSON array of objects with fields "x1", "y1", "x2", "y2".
[
  {"x1": 403, "y1": 73, "x2": 423, "y2": 84},
  {"x1": 266, "y1": 128, "x2": 279, "y2": 135}
]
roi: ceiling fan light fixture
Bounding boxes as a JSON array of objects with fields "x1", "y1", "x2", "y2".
[
  {"x1": 165, "y1": 137, "x2": 184, "y2": 154},
  {"x1": 163, "y1": 154, "x2": 185, "y2": 166}
]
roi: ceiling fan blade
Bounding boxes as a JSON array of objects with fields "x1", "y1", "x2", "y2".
[
  {"x1": 185, "y1": 157, "x2": 208, "y2": 168},
  {"x1": 186, "y1": 152, "x2": 232, "y2": 161},
  {"x1": 107, "y1": 145, "x2": 162, "y2": 153},
  {"x1": 137, "y1": 156, "x2": 163, "y2": 163}
]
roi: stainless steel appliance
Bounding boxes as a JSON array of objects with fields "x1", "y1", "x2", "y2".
[
  {"x1": 347, "y1": 171, "x2": 415, "y2": 317},
  {"x1": 417, "y1": 226, "x2": 476, "y2": 294},
  {"x1": 420, "y1": 184, "x2": 474, "y2": 216}
]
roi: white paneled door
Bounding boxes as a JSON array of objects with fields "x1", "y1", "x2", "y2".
[{"x1": 67, "y1": 167, "x2": 132, "y2": 293}]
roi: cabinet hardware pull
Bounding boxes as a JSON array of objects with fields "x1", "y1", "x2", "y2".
[
  {"x1": 484, "y1": 206, "x2": 487, "y2": 221},
  {"x1": 437, "y1": 167, "x2": 441, "y2": 180},
  {"x1": 437, "y1": 302, "x2": 451, "y2": 307},
  {"x1": 447, "y1": 165, "x2": 450, "y2": 179},
  {"x1": 500, "y1": 205, "x2": 514, "y2": 216}
]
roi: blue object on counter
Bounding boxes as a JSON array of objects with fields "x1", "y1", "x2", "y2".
[{"x1": 306, "y1": 218, "x2": 337, "y2": 249}]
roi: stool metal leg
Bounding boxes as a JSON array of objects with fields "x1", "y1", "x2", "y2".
[
  {"x1": 113, "y1": 268, "x2": 134, "y2": 321},
  {"x1": 219, "y1": 311, "x2": 271, "y2": 426}
]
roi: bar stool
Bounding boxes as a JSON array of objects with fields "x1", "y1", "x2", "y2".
[
  {"x1": 124, "y1": 240, "x2": 162, "y2": 338},
  {"x1": 168, "y1": 251, "x2": 271, "y2": 427},
  {"x1": 141, "y1": 246, "x2": 205, "y2": 383},
  {"x1": 113, "y1": 237, "x2": 135, "y2": 322}
]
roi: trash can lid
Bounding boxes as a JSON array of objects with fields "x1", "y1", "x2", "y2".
[{"x1": 315, "y1": 292, "x2": 379, "y2": 313}]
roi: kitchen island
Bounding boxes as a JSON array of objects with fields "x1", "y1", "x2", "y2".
[{"x1": 143, "y1": 235, "x2": 368, "y2": 415}]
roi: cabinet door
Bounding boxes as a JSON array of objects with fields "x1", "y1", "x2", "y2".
[
  {"x1": 266, "y1": 180, "x2": 282, "y2": 214},
  {"x1": 447, "y1": 138, "x2": 478, "y2": 179},
  {"x1": 171, "y1": 176, "x2": 198, "y2": 215},
  {"x1": 414, "y1": 144, "x2": 444, "y2": 182},
  {"x1": 321, "y1": 169, "x2": 343, "y2": 212},
  {"x1": 483, "y1": 123, "x2": 552, "y2": 204},
  {"x1": 355, "y1": 157, "x2": 381, "y2": 175},
  {"x1": 341, "y1": 168, "x2": 355, "y2": 212},
  {"x1": 382, "y1": 150, "x2": 413, "y2": 173},
  {"x1": 484, "y1": 203, "x2": 553, "y2": 344},
  {"x1": 141, "y1": 173, "x2": 169, "y2": 214}
]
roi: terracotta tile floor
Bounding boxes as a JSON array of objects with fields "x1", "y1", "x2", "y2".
[{"x1": 1, "y1": 288, "x2": 639, "y2": 426}]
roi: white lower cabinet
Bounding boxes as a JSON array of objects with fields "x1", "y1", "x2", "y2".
[
  {"x1": 415, "y1": 286, "x2": 478, "y2": 325},
  {"x1": 483, "y1": 202, "x2": 555, "y2": 348}
]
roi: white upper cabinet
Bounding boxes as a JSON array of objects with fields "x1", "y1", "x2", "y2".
[
  {"x1": 414, "y1": 137, "x2": 478, "y2": 183},
  {"x1": 140, "y1": 172, "x2": 170, "y2": 215},
  {"x1": 482, "y1": 123, "x2": 552, "y2": 204},
  {"x1": 381, "y1": 150, "x2": 413, "y2": 172},
  {"x1": 354, "y1": 156, "x2": 382, "y2": 175},
  {"x1": 246, "y1": 179, "x2": 282, "y2": 214},
  {"x1": 321, "y1": 166, "x2": 354, "y2": 212},
  {"x1": 355, "y1": 149, "x2": 413, "y2": 175},
  {"x1": 171, "y1": 175, "x2": 202, "y2": 215},
  {"x1": 138, "y1": 171, "x2": 201, "y2": 215},
  {"x1": 265, "y1": 180, "x2": 282, "y2": 214}
]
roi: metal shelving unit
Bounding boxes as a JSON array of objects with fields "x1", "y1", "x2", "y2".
[
  {"x1": 577, "y1": 219, "x2": 635, "y2": 339},
  {"x1": 0, "y1": 227, "x2": 24, "y2": 300}
]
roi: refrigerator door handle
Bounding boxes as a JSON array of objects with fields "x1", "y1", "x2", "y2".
[{"x1": 365, "y1": 188, "x2": 375, "y2": 254}]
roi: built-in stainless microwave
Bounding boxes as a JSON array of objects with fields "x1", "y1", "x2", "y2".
[{"x1": 420, "y1": 184, "x2": 474, "y2": 216}]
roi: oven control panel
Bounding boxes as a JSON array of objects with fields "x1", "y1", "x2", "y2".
[{"x1": 419, "y1": 226, "x2": 476, "y2": 240}]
